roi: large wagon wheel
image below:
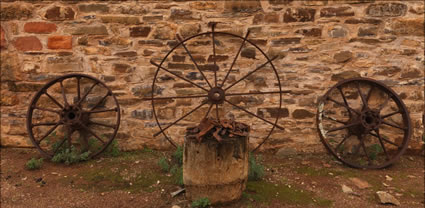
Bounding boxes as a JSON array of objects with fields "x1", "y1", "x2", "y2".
[
  {"x1": 317, "y1": 77, "x2": 411, "y2": 169},
  {"x1": 149, "y1": 23, "x2": 285, "y2": 151},
  {"x1": 27, "y1": 73, "x2": 121, "y2": 159}
]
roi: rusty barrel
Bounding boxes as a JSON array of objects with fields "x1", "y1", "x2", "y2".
[{"x1": 183, "y1": 118, "x2": 249, "y2": 204}]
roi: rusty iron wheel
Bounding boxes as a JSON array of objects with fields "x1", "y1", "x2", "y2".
[
  {"x1": 26, "y1": 73, "x2": 121, "y2": 159},
  {"x1": 317, "y1": 77, "x2": 411, "y2": 169},
  {"x1": 148, "y1": 23, "x2": 285, "y2": 152}
]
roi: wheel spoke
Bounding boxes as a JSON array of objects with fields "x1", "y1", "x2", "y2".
[
  {"x1": 77, "y1": 82, "x2": 98, "y2": 105},
  {"x1": 378, "y1": 94, "x2": 391, "y2": 111},
  {"x1": 53, "y1": 138, "x2": 67, "y2": 154},
  {"x1": 373, "y1": 129, "x2": 390, "y2": 160},
  {"x1": 224, "y1": 98, "x2": 284, "y2": 130},
  {"x1": 224, "y1": 56, "x2": 278, "y2": 91},
  {"x1": 153, "y1": 101, "x2": 207, "y2": 137},
  {"x1": 36, "y1": 122, "x2": 62, "y2": 144},
  {"x1": 323, "y1": 115, "x2": 347, "y2": 125},
  {"x1": 204, "y1": 103, "x2": 213, "y2": 119},
  {"x1": 337, "y1": 87, "x2": 352, "y2": 117},
  {"x1": 33, "y1": 107, "x2": 61, "y2": 114},
  {"x1": 45, "y1": 92, "x2": 64, "y2": 109},
  {"x1": 176, "y1": 34, "x2": 213, "y2": 89},
  {"x1": 327, "y1": 97, "x2": 360, "y2": 115},
  {"x1": 32, "y1": 122, "x2": 58, "y2": 127},
  {"x1": 359, "y1": 137, "x2": 372, "y2": 164},
  {"x1": 335, "y1": 133, "x2": 351, "y2": 152},
  {"x1": 327, "y1": 122, "x2": 359, "y2": 133},
  {"x1": 381, "y1": 111, "x2": 400, "y2": 119},
  {"x1": 226, "y1": 90, "x2": 291, "y2": 97},
  {"x1": 215, "y1": 104, "x2": 220, "y2": 122},
  {"x1": 366, "y1": 85, "x2": 374, "y2": 102},
  {"x1": 60, "y1": 81, "x2": 69, "y2": 107},
  {"x1": 151, "y1": 60, "x2": 209, "y2": 92},
  {"x1": 369, "y1": 132, "x2": 399, "y2": 147},
  {"x1": 220, "y1": 30, "x2": 250, "y2": 87},
  {"x1": 80, "y1": 124, "x2": 105, "y2": 144},
  {"x1": 211, "y1": 23, "x2": 217, "y2": 87},
  {"x1": 356, "y1": 81, "x2": 368, "y2": 109},
  {"x1": 90, "y1": 92, "x2": 110, "y2": 111},
  {"x1": 381, "y1": 121, "x2": 407, "y2": 130},
  {"x1": 89, "y1": 121, "x2": 116, "y2": 129},
  {"x1": 86, "y1": 108, "x2": 118, "y2": 114},
  {"x1": 142, "y1": 94, "x2": 208, "y2": 100}
]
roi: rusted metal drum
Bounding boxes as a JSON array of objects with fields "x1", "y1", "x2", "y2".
[{"x1": 183, "y1": 119, "x2": 249, "y2": 204}]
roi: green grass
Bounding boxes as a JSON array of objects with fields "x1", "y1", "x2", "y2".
[
  {"x1": 244, "y1": 180, "x2": 333, "y2": 207},
  {"x1": 191, "y1": 197, "x2": 211, "y2": 208},
  {"x1": 25, "y1": 158, "x2": 43, "y2": 170},
  {"x1": 248, "y1": 153, "x2": 264, "y2": 181}
]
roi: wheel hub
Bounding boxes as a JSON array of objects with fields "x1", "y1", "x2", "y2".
[
  {"x1": 360, "y1": 110, "x2": 381, "y2": 130},
  {"x1": 61, "y1": 105, "x2": 83, "y2": 126},
  {"x1": 208, "y1": 87, "x2": 225, "y2": 104}
]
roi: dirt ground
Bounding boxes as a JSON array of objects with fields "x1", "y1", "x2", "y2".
[{"x1": 1, "y1": 147, "x2": 423, "y2": 208}]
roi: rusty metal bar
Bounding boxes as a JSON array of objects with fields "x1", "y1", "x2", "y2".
[
  {"x1": 220, "y1": 30, "x2": 250, "y2": 88},
  {"x1": 150, "y1": 60, "x2": 209, "y2": 92},
  {"x1": 224, "y1": 56, "x2": 278, "y2": 91},
  {"x1": 176, "y1": 34, "x2": 213, "y2": 89},
  {"x1": 45, "y1": 91, "x2": 64, "y2": 109},
  {"x1": 142, "y1": 94, "x2": 208, "y2": 100}
]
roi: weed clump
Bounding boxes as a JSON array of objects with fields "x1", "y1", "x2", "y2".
[
  {"x1": 26, "y1": 158, "x2": 43, "y2": 170},
  {"x1": 248, "y1": 153, "x2": 264, "y2": 181},
  {"x1": 157, "y1": 145, "x2": 184, "y2": 186},
  {"x1": 191, "y1": 197, "x2": 211, "y2": 208},
  {"x1": 51, "y1": 145, "x2": 91, "y2": 165}
]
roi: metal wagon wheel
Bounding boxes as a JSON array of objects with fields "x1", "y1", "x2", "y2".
[
  {"x1": 317, "y1": 77, "x2": 411, "y2": 169},
  {"x1": 26, "y1": 73, "x2": 121, "y2": 159},
  {"x1": 149, "y1": 23, "x2": 285, "y2": 152}
]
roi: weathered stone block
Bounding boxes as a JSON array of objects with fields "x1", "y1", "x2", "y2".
[
  {"x1": 331, "y1": 71, "x2": 361, "y2": 81},
  {"x1": 45, "y1": 6, "x2": 75, "y2": 20},
  {"x1": 24, "y1": 22, "x2": 57, "y2": 34},
  {"x1": 138, "y1": 40, "x2": 164, "y2": 47},
  {"x1": 45, "y1": 56, "x2": 83, "y2": 73},
  {"x1": 366, "y1": 3, "x2": 407, "y2": 17},
  {"x1": 257, "y1": 108, "x2": 289, "y2": 118},
  {"x1": 130, "y1": 26, "x2": 151, "y2": 37},
  {"x1": 292, "y1": 109, "x2": 314, "y2": 119},
  {"x1": 271, "y1": 38, "x2": 301, "y2": 46},
  {"x1": 168, "y1": 63, "x2": 195, "y2": 70},
  {"x1": 345, "y1": 18, "x2": 382, "y2": 25},
  {"x1": 334, "y1": 51, "x2": 353, "y2": 63},
  {"x1": 391, "y1": 18, "x2": 424, "y2": 36},
  {"x1": 131, "y1": 109, "x2": 153, "y2": 120},
  {"x1": 253, "y1": 13, "x2": 280, "y2": 24},
  {"x1": 241, "y1": 47, "x2": 256, "y2": 59},
  {"x1": 114, "y1": 51, "x2": 137, "y2": 57},
  {"x1": 152, "y1": 24, "x2": 176, "y2": 40},
  {"x1": 78, "y1": 4, "x2": 109, "y2": 13},
  {"x1": 358, "y1": 27, "x2": 377, "y2": 37},
  {"x1": 328, "y1": 26, "x2": 347, "y2": 38},
  {"x1": 101, "y1": 16, "x2": 140, "y2": 24},
  {"x1": 72, "y1": 25, "x2": 108, "y2": 35},
  {"x1": 320, "y1": 7, "x2": 354, "y2": 17},
  {"x1": 48, "y1": 36, "x2": 72, "y2": 50},
  {"x1": 179, "y1": 24, "x2": 200, "y2": 39},
  {"x1": 283, "y1": 8, "x2": 315, "y2": 22},
  {"x1": 13, "y1": 36, "x2": 42, "y2": 51},
  {"x1": 224, "y1": 0, "x2": 262, "y2": 13},
  {"x1": 0, "y1": 4, "x2": 32, "y2": 20},
  {"x1": 170, "y1": 8, "x2": 199, "y2": 20},
  {"x1": 295, "y1": 28, "x2": 322, "y2": 37},
  {"x1": 113, "y1": 63, "x2": 132, "y2": 73},
  {"x1": 189, "y1": 2, "x2": 217, "y2": 10}
]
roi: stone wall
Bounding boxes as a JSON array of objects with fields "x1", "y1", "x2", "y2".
[{"x1": 1, "y1": 0, "x2": 424, "y2": 154}]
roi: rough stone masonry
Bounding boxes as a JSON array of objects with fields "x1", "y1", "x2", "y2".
[{"x1": 0, "y1": 0, "x2": 423, "y2": 154}]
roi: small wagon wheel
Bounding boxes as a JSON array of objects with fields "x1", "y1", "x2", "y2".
[
  {"x1": 26, "y1": 73, "x2": 121, "y2": 159},
  {"x1": 317, "y1": 77, "x2": 411, "y2": 169},
  {"x1": 149, "y1": 23, "x2": 285, "y2": 151}
]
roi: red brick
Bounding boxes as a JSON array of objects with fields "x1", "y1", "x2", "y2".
[
  {"x1": 24, "y1": 22, "x2": 57, "y2": 34},
  {"x1": 13, "y1": 36, "x2": 42, "y2": 51},
  {"x1": 1, "y1": 26, "x2": 7, "y2": 49},
  {"x1": 48, "y1": 36, "x2": 72, "y2": 49}
]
